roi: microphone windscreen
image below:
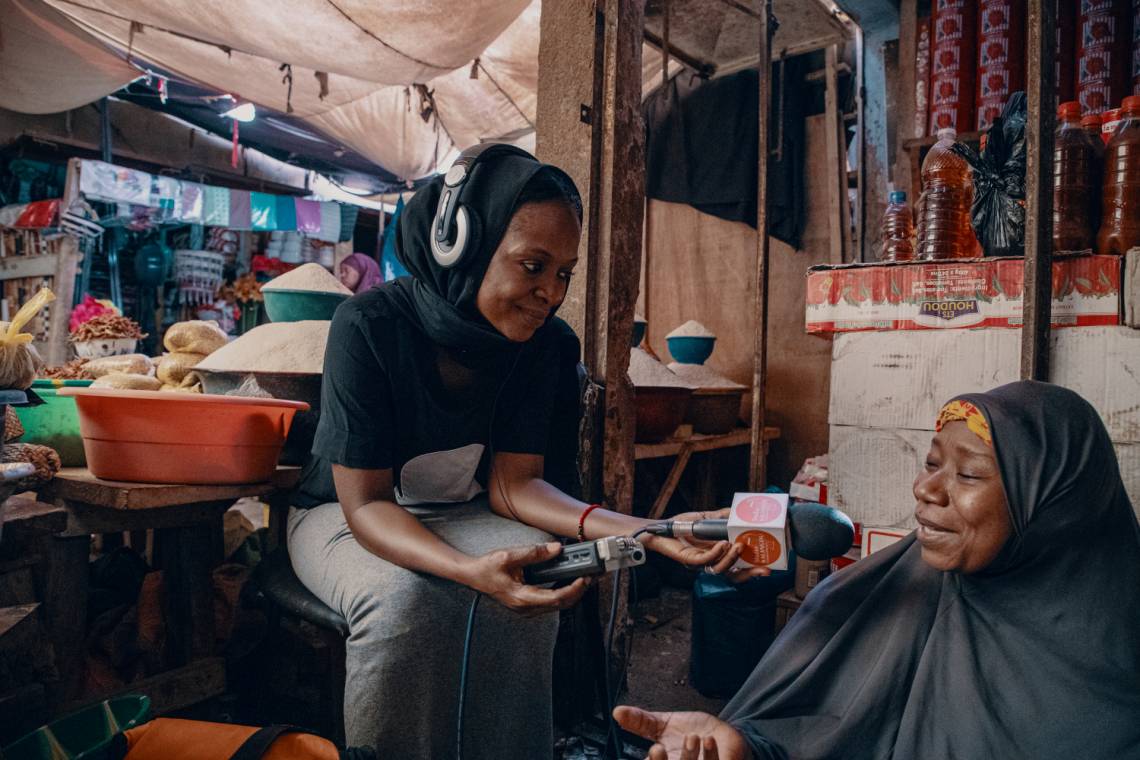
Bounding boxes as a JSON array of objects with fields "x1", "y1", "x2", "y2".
[{"x1": 788, "y1": 502, "x2": 855, "y2": 560}]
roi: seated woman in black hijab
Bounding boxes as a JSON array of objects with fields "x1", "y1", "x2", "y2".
[
  {"x1": 288, "y1": 145, "x2": 749, "y2": 759},
  {"x1": 617, "y1": 380, "x2": 1140, "y2": 759}
]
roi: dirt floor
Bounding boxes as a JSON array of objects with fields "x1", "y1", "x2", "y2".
[
  {"x1": 554, "y1": 577, "x2": 729, "y2": 759},
  {"x1": 621, "y1": 586, "x2": 727, "y2": 716}
]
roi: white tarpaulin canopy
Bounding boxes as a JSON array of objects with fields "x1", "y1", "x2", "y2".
[{"x1": 1, "y1": 0, "x2": 677, "y2": 181}]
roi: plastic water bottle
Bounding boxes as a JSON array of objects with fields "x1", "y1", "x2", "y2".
[
  {"x1": 916, "y1": 127, "x2": 977, "y2": 259},
  {"x1": 1097, "y1": 95, "x2": 1140, "y2": 256},
  {"x1": 879, "y1": 191, "x2": 915, "y2": 261},
  {"x1": 1053, "y1": 101, "x2": 1102, "y2": 252}
]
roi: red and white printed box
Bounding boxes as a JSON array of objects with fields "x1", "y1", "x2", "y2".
[
  {"x1": 862, "y1": 527, "x2": 910, "y2": 558},
  {"x1": 805, "y1": 254, "x2": 1122, "y2": 334}
]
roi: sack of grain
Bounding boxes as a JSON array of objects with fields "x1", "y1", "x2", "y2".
[
  {"x1": 156, "y1": 351, "x2": 206, "y2": 385},
  {"x1": 163, "y1": 320, "x2": 228, "y2": 355},
  {"x1": 195, "y1": 321, "x2": 330, "y2": 375},
  {"x1": 91, "y1": 373, "x2": 163, "y2": 391},
  {"x1": 83, "y1": 353, "x2": 154, "y2": 378},
  {"x1": 261, "y1": 262, "x2": 352, "y2": 295},
  {"x1": 0, "y1": 288, "x2": 52, "y2": 390}
]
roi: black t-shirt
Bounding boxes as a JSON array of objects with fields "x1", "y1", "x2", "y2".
[{"x1": 292, "y1": 284, "x2": 559, "y2": 508}]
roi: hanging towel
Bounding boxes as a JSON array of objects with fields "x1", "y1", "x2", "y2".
[
  {"x1": 295, "y1": 198, "x2": 321, "y2": 233},
  {"x1": 338, "y1": 203, "x2": 358, "y2": 242},
  {"x1": 275, "y1": 194, "x2": 298, "y2": 231},
  {"x1": 250, "y1": 192, "x2": 277, "y2": 230},
  {"x1": 203, "y1": 186, "x2": 231, "y2": 227},
  {"x1": 315, "y1": 201, "x2": 341, "y2": 242},
  {"x1": 229, "y1": 189, "x2": 252, "y2": 230}
]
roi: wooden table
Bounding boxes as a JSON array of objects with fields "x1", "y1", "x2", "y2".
[
  {"x1": 635, "y1": 426, "x2": 781, "y2": 520},
  {"x1": 37, "y1": 467, "x2": 300, "y2": 713}
]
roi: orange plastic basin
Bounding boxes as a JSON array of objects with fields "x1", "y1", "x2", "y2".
[{"x1": 57, "y1": 388, "x2": 310, "y2": 484}]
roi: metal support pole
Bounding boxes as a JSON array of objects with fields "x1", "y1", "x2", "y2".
[
  {"x1": 99, "y1": 97, "x2": 113, "y2": 163},
  {"x1": 749, "y1": 0, "x2": 774, "y2": 491},
  {"x1": 1022, "y1": 0, "x2": 1056, "y2": 380}
]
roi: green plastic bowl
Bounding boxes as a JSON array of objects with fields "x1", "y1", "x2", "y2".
[
  {"x1": 3, "y1": 694, "x2": 150, "y2": 760},
  {"x1": 666, "y1": 335, "x2": 716, "y2": 365},
  {"x1": 16, "y1": 379, "x2": 94, "y2": 466},
  {"x1": 263, "y1": 289, "x2": 349, "y2": 322}
]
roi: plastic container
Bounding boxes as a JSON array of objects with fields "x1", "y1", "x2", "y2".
[
  {"x1": 631, "y1": 317, "x2": 647, "y2": 348},
  {"x1": 916, "y1": 128, "x2": 977, "y2": 260},
  {"x1": 1102, "y1": 107, "x2": 1123, "y2": 144},
  {"x1": 58, "y1": 387, "x2": 308, "y2": 484},
  {"x1": 1077, "y1": 0, "x2": 1132, "y2": 116},
  {"x1": 262, "y1": 289, "x2": 348, "y2": 322},
  {"x1": 15, "y1": 379, "x2": 93, "y2": 466},
  {"x1": 1053, "y1": 101, "x2": 1102, "y2": 252},
  {"x1": 1097, "y1": 96, "x2": 1140, "y2": 256},
  {"x1": 194, "y1": 369, "x2": 322, "y2": 465},
  {"x1": 634, "y1": 387, "x2": 692, "y2": 443},
  {"x1": 2, "y1": 694, "x2": 150, "y2": 760},
  {"x1": 879, "y1": 190, "x2": 915, "y2": 261},
  {"x1": 666, "y1": 336, "x2": 715, "y2": 365}
]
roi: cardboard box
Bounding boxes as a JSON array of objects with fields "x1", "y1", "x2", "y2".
[
  {"x1": 862, "y1": 527, "x2": 909, "y2": 557},
  {"x1": 805, "y1": 254, "x2": 1121, "y2": 334},
  {"x1": 827, "y1": 327, "x2": 1140, "y2": 527},
  {"x1": 728, "y1": 492, "x2": 790, "y2": 571},
  {"x1": 1125, "y1": 248, "x2": 1140, "y2": 329}
]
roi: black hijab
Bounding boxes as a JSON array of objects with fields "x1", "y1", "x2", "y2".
[
  {"x1": 388, "y1": 150, "x2": 576, "y2": 363},
  {"x1": 722, "y1": 380, "x2": 1140, "y2": 760}
]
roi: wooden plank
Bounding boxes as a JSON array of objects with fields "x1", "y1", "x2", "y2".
[
  {"x1": 40, "y1": 533, "x2": 89, "y2": 704},
  {"x1": 647, "y1": 443, "x2": 693, "y2": 520},
  {"x1": 46, "y1": 236, "x2": 78, "y2": 365},
  {"x1": 1021, "y1": 0, "x2": 1055, "y2": 381},
  {"x1": 158, "y1": 522, "x2": 219, "y2": 665},
  {"x1": 57, "y1": 499, "x2": 232, "y2": 538},
  {"x1": 894, "y1": 0, "x2": 918, "y2": 194},
  {"x1": 59, "y1": 656, "x2": 226, "y2": 718},
  {"x1": 0, "y1": 253, "x2": 59, "y2": 280},
  {"x1": 0, "y1": 604, "x2": 56, "y2": 691},
  {"x1": 595, "y1": 0, "x2": 644, "y2": 519},
  {"x1": 635, "y1": 426, "x2": 780, "y2": 460},
  {"x1": 1, "y1": 497, "x2": 68, "y2": 537},
  {"x1": 45, "y1": 467, "x2": 300, "y2": 511},
  {"x1": 749, "y1": 0, "x2": 773, "y2": 491},
  {"x1": 824, "y1": 44, "x2": 846, "y2": 266}
]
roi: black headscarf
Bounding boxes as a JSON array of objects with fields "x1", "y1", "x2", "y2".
[
  {"x1": 388, "y1": 150, "x2": 576, "y2": 363},
  {"x1": 722, "y1": 380, "x2": 1140, "y2": 760}
]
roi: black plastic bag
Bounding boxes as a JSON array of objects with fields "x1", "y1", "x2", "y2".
[{"x1": 952, "y1": 92, "x2": 1027, "y2": 257}]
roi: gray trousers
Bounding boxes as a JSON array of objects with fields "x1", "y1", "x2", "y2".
[{"x1": 287, "y1": 499, "x2": 558, "y2": 759}]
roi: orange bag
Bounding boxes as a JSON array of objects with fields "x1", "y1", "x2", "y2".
[{"x1": 121, "y1": 719, "x2": 342, "y2": 759}]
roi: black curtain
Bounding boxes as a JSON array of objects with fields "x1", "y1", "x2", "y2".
[{"x1": 644, "y1": 60, "x2": 808, "y2": 249}]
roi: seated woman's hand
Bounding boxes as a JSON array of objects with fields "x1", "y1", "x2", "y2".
[
  {"x1": 465, "y1": 542, "x2": 589, "y2": 616},
  {"x1": 613, "y1": 706, "x2": 752, "y2": 760},
  {"x1": 643, "y1": 509, "x2": 771, "y2": 584}
]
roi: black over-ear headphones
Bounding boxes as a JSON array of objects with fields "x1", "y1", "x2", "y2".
[{"x1": 430, "y1": 142, "x2": 537, "y2": 269}]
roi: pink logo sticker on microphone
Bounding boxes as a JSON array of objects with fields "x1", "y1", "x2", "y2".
[{"x1": 736, "y1": 495, "x2": 783, "y2": 524}]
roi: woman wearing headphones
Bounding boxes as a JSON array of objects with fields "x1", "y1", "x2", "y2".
[{"x1": 288, "y1": 146, "x2": 754, "y2": 759}]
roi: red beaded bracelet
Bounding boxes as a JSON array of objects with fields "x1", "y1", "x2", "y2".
[{"x1": 577, "y1": 504, "x2": 602, "y2": 541}]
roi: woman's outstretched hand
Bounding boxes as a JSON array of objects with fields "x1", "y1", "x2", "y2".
[
  {"x1": 613, "y1": 706, "x2": 752, "y2": 760},
  {"x1": 465, "y1": 542, "x2": 589, "y2": 616},
  {"x1": 642, "y1": 509, "x2": 771, "y2": 584}
]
